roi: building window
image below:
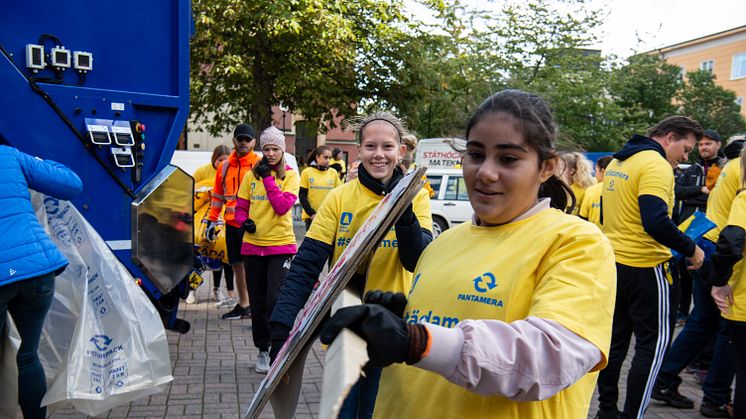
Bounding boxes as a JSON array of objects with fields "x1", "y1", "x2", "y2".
[
  {"x1": 677, "y1": 65, "x2": 686, "y2": 81},
  {"x1": 737, "y1": 97, "x2": 744, "y2": 108},
  {"x1": 700, "y1": 59, "x2": 714, "y2": 74},
  {"x1": 732, "y1": 52, "x2": 746, "y2": 79}
]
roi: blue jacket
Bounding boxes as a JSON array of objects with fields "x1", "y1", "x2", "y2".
[{"x1": 0, "y1": 145, "x2": 83, "y2": 286}]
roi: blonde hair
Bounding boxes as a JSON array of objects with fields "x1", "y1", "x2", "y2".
[
  {"x1": 560, "y1": 151, "x2": 595, "y2": 188},
  {"x1": 344, "y1": 111, "x2": 407, "y2": 143}
]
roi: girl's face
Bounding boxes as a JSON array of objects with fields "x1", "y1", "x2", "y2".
[
  {"x1": 358, "y1": 121, "x2": 405, "y2": 185},
  {"x1": 316, "y1": 150, "x2": 332, "y2": 167},
  {"x1": 262, "y1": 145, "x2": 283, "y2": 166},
  {"x1": 213, "y1": 154, "x2": 228, "y2": 169},
  {"x1": 463, "y1": 112, "x2": 555, "y2": 226}
]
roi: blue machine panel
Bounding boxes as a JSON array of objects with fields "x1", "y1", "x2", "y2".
[{"x1": 0, "y1": 1, "x2": 193, "y2": 332}]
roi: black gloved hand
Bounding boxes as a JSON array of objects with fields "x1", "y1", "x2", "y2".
[
  {"x1": 395, "y1": 203, "x2": 416, "y2": 227},
  {"x1": 320, "y1": 304, "x2": 427, "y2": 367},
  {"x1": 242, "y1": 218, "x2": 257, "y2": 234},
  {"x1": 257, "y1": 158, "x2": 272, "y2": 178},
  {"x1": 269, "y1": 322, "x2": 291, "y2": 365},
  {"x1": 363, "y1": 290, "x2": 408, "y2": 318},
  {"x1": 204, "y1": 220, "x2": 218, "y2": 242}
]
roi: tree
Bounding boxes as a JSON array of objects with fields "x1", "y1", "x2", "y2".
[
  {"x1": 678, "y1": 70, "x2": 746, "y2": 138},
  {"x1": 190, "y1": 0, "x2": 407, "y2": 135}
]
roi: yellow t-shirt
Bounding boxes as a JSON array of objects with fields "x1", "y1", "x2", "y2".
[
  {"x1": 704, "y1": 158, "x2": 742, "y2": 243},
  {"x1": 306, "y1": 179, "x2": 433, "y2": 294},
  {"x1": 570, "y1": 182, "x2": 593, "y2": 215},
  {"x1": 193, "y1": 162, "x2": 217, "y2": 184},
  {"x1": 602, "y1": 150, "x2": 675, "y2": 267},
  {"x1": 721, "y1": 191, "x2": 746, "y2": 322},
  {"x1": 237, "y1": 168, "x2": 300, "y2": 247},
  {"x1": 579, "y1": 181, "x2": 603, "y2": 227},
  {"x1": 330, "y1": 158, "x2": 346, "y2": 174},
  {"x1": 374, "y1": 208, "x2": 616, "y2": 419},
  {"x1": 299, "y1": 166, "x2": 342, "y2": 220}
]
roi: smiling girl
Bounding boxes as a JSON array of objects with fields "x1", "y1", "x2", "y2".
[
  {"x1": 270, "y1": 112, "x2": 433, "y2": 418},
  {"x1": 320, "y1": 90, "x2": 617, "y2": 418}
]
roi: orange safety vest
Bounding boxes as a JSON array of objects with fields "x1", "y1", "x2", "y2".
[{"x1": 209, "y1": 150, "x2": 260, "y2": 226}]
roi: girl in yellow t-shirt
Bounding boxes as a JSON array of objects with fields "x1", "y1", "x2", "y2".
[
  {"x1": 557, "y1": 151, "x2": 596, "y2": 215},
  {"x1": 320, "y1": 89, "x2": 616, "y2": 419},
  {"x1": 299, "y1": 145, "x2": 342, "y2": 230},
  {"x1": 710, "y1": 148, "x2": 746, "y2": 418},
  {"x1": 270, "y1": 111, "x2": 433, "y2": 418},
  {"x1": 235, "y1": 127, "x2": 300, "y2": 375}
]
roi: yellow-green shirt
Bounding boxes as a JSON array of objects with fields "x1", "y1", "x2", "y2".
[
  {"x1": 193, "y1": 162, "x2": 217, "y2": 184},
  {"x1": 602, "y1": 150, "x2": 675, "y2": 267},
  {"x1": 374, "y1": 208, "x2": 616, "y2": 419},
  {"x1": 722, "y1": 191, "x2": 746, "y2": 322},
  {"x1": 237, "y1": 169, "x2": 300, "y2": 247},
  {"x1": 571, "y1": 182, "x2": 594, "y2": 215},
  {"x1": 704, "y1": 158, "x2": 742, "y2": 243},
  {"x1": 579, "y1": 181, "x2": 603, "y2": 227},
  {"x1": 299, "y1": 166, "x2": 342, "y2": 220},
  {"x1": 306, "y1": 179, "x2": 432, "y2": 294}
]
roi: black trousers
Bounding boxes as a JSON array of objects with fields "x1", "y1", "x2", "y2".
[
  {"x1": 213, "y1": 263, "x2": 234, "y2": 291},
  {"x1": 729, "y1": 320, "x2": 746, "y2": 419},
  {"x1": 244, "y1": 254, "x2": 293, "y2": 351},
  {"x1": 597, "y1": 262, "x2": 675, "y2": 419}
]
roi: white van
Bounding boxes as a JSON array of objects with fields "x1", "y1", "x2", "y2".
[
  {"x1": 426, "y1": 169, "x2": 473, "y2": 236},
  {"x1": 415, "y1": 138, "x2": 466, "y2": 170}
]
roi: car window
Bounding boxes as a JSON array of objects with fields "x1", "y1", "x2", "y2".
[
  {"x1": 427, "y1": 175, "x2": 442, "y2": 198},
  {"x1": 444, "y1": 176, "x2": 469, "y2": 201}
]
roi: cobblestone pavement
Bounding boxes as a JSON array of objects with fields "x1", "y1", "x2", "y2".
[{"x1": 46, "y1": 288, "x2": 718, "y2": 419}]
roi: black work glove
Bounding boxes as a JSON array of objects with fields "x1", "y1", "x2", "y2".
[
  {"x1": 363, "y1": 290, "x2": 407, "y2": 318},
  {"x1": 242, "y1": 218, "x2": 257, "y2": 234},
  {"x1": 320, "y1": 304, "x2": 428, "y2": 367},
  {"x1": 269, "y1": 322, "x2": 291, "y2": 365},
  {"x1": 257, "y1": 158, "x2": 272, "y2": 178},
  {"x1": 395, "y1": 203, "x2": 416, "y2": 227}
]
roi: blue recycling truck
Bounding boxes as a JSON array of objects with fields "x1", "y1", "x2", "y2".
[{"x1": 0, "y1": 1, "x2": 195, "y2": 333}]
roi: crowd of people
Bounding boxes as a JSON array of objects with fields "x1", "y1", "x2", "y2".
[
  {"x1": 188, "y1": 88, "x2": 744, "y2": 419},
  {"x1": 4, "y1": 86, "x2": 744, "y2": 418}
]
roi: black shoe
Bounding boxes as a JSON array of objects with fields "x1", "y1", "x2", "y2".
[
  {"x1": 700, "y1": 402, "x2": 732, "y2": 418},
  {"x1": 593, "y1": 409, "x2": 621, "y2": 419},
  {"x1": 221, "y1": 304, "x2": 250, "y2": 320},
  {"x1": 651, "y1": 385, "x2": 694, "y2": 409}
]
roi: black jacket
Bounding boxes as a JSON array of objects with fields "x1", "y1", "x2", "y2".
[{"x1": 674, "y1": 157, "x2": 723, "y2": 222}]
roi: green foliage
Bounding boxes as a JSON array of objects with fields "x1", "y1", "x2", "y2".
[{"x1": 678, "y1": 70, "x2": 746, "y2": 138}]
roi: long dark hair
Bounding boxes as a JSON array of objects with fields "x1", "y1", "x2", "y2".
[
  {"x1": 308, "y1": 145, "x2": 330, "y2": 166},
  {"x1": 465, "y1": 89, "x2": 575, "y2": 212}
]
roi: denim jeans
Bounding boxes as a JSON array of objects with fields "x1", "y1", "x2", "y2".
[
  {"x1": 337, "y1": 364, "x2": 382, "y2": 419},
  {"x1": 655, "y1": 260, "x2": 733, "y2": 405},
  {"x1": 0, "y1": 273, "x2": 55, "y2": 419}
]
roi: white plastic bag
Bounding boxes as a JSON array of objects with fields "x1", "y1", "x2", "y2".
[{"x1": 32, "y1": 193, "x2": 173, "y2": 416}]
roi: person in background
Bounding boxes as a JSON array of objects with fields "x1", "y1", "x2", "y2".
[
  {"x1": 673, "y1": 129, "x2": 724, "y2": 326},
  {"x1": 189, "y1": 144, "x2": 237, "y2": 307},
  {"x1": 270, "y1": 112, "x2": 433, "y2": 418},
  {"x1": 596, "y1": 116, "x2": 705, "y2": 419},
  {"x1": 558, "y1": 151, "x2": 596, "y2": 215},
  {"x1": 651, "y1": 138, "x2": 742, "y2": 418},
  {"x1": 579, "y1": 155, "x2": 613, "y2": 227},
  {"x1": 330, "y1": 147, "x2": 347, "y2": 181},
  {"x1": 319, "y1": 89, "x2": 616, "y2": 418},
  {"x1": 0, "y1": 145, "x2": 83, "y2": 419},
  {"x1": 235, "y1": 127, "x2": 299, "y2": 374},
  {"x1": 708, "y1": 146, "x2": 746, "y2": 419},
  {"x1": 206, "y1": 124, "x2": 260, "y2": 320},
  {"x1": 400, "y1": 134, "x2": 435, "y2": 198},
  {"x1": 299, "y1": 145, "x2": 342, "y2": 230}
]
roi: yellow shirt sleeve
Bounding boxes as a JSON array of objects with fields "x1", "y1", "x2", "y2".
[
  {"x1": 283, "y1": 169, "x2": 300, "y2": 196},
  {"x1": 638, "y1": 158, "x2": 674, "y2": 202},
  {"x1": 300, "y1": 168, "x2": 311, "y2": 189},
  {"x1": 529, "y1": 224, "x2": 617, "y2": 370},
  {"x1": 412, "y1": 188, "x2": 433, "y2": 232},
  {"x1": 578, "y1": 191, "x2": 592, "y2": 219},
  {"x1": 334, "y1": 171, "x2": 343, "y2": 188},
  {"x1": 237, "y1": 171, "x2": 252, "y2": 200}
]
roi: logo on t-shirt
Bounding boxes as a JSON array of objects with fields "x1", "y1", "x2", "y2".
[
  {"x1": 473, "y1": 272, "x2": 497, "y2": 293},
  {"x1": 455, "y1": 272, "x2": 504, "y2": 308},
  {"x1": 339, "y1": 212, "x2": 353, "y2": 233}
]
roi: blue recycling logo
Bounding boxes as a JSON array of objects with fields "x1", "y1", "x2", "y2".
[
  {"x1": 473, "y1": 272, "x2": 497, "y2": 293},
  {"x1": 90, "y1": 335, "x2": 113, "y2": 351}
]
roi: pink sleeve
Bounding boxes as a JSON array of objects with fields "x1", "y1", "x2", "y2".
[
  {"x1": 263, "y1": 176, "x2": 297, "y2": 215},
  {"x1": 415, "y1": 317, "x2": 602, "y2": 401},
  {"x1": 235, "y1": 197, "x2": 250, "y2": 224}
]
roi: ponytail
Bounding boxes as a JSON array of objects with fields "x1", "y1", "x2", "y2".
[{"x1": 539, "y1": 175, "x2": 576, "y2": 213}]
